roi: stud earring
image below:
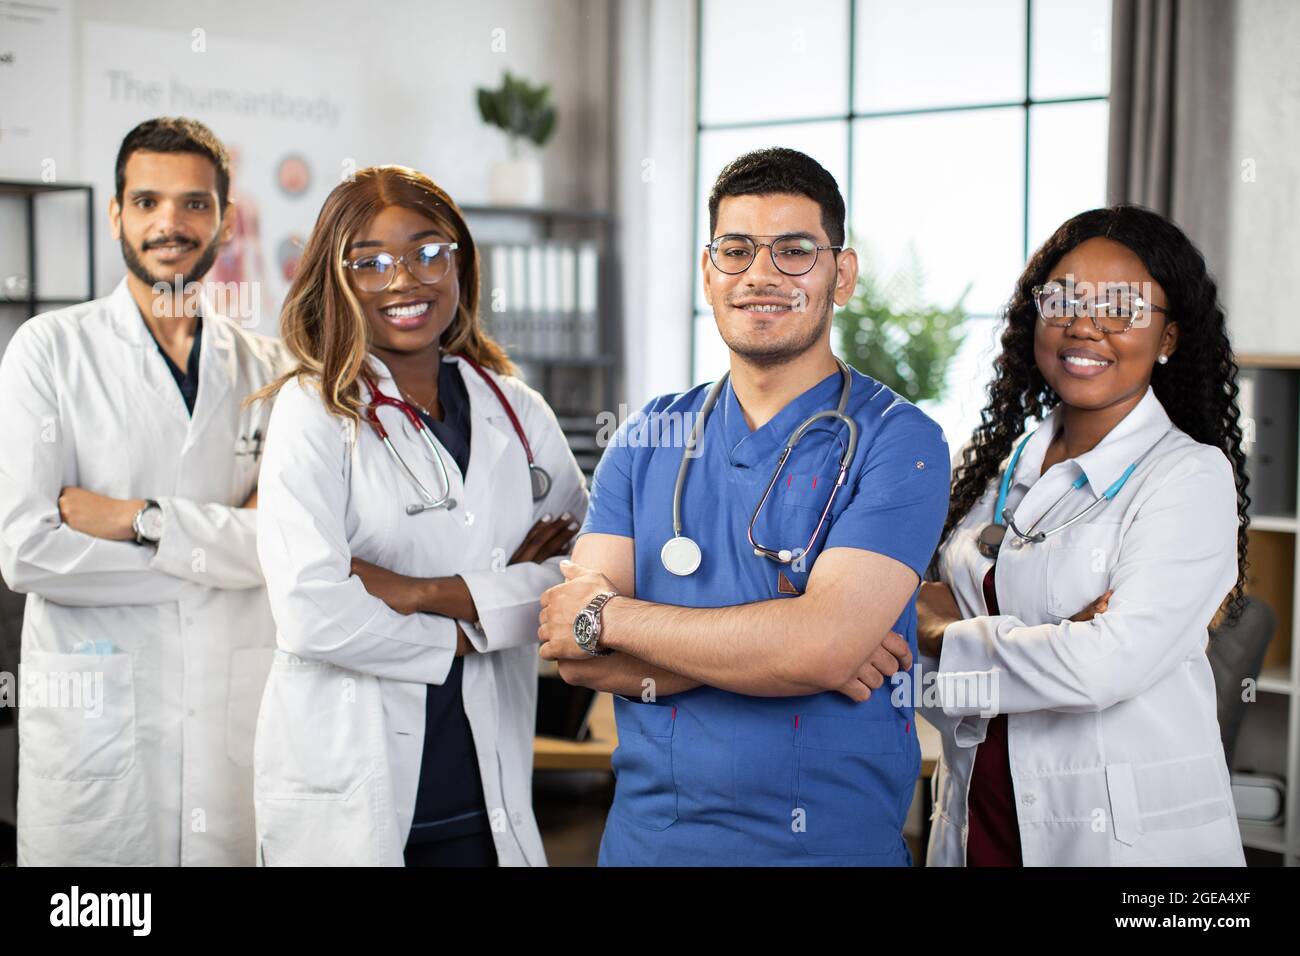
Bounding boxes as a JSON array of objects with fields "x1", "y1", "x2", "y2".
[{"x1": 1157, "y1": 354, "x2": 1169, "y2": 365}]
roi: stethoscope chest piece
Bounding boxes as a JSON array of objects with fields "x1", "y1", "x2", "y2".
[
  {"x1": 407, "y1": 497, "x2": 456, "y2": 516},
  {"x1": 529, "y1": 464, "x2": 552, "y2": 501},
  {"x1": 976, "y1": 523, "x2": 1007, "y2": 559},
  {"x1": 661, "y1": 535, "x2": 703, "y2": 576}
]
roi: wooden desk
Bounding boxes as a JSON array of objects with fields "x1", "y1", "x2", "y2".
[
  {"x1": 533, "y1": 691, "x2": 617, "y2": 771},
  {"x1": 534, "y1": 694, "x2": 943, "y2": 778}
]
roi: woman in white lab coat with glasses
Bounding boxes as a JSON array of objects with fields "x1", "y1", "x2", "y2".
[
  {"x1": 919, "y1": 206, "x2": 1248, "y2": 866},
  {"x1": 251, "y1": 166, "x2": 587, "y2": 866}
]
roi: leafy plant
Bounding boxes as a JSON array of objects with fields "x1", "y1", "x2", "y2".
[
  {"x1": 476, "y1": 71, "x2": 558, "y2": 155},
  {"x1": 833, "y1": 241, "x2": 968, "y2": 404}
]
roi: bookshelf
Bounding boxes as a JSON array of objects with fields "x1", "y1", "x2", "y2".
[
  {"x1": 460, "y1": 205, "x2": 621, "y2": 479},
  {"x1": 1235, "y1": 356, "x2": 1300, "y2": 865},
  {"x1": 0, "y1": 180, "x2": 97, "y2": 858}
]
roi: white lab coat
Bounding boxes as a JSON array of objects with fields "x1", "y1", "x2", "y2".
[
  {"x1": 0, "y1": 278, "x2": 289, "y2": 865},
  {"x1": 253, "y1": 353, "x2": 588, "y2": 866},
  {"x1": 922, "y1": 387, "x2": 1245, "y2": 866}
]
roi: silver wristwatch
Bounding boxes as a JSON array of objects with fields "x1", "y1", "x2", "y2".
[
  {"x1": 132, "y1": 499, "x2": 163, "y2": 544},
  {"x1": 573, "y1": 591, "x2": 618, "y2": 657}
]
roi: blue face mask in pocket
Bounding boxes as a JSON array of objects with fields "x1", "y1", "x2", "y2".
[{"x1": 72, "y1": 640, "x2": 118, "y2": 655}]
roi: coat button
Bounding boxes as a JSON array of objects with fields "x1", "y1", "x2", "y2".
[
  {"x1": 511, "y1": 812, "x2": 523, "y2": 826},
  {"x1": 1021, "y1": 792, "x2": 1036, "y2": 805}
]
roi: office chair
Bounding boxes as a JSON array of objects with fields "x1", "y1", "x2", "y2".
[{"x1": 1208, "y1": 596, "x2": 1276, "y2": 768}]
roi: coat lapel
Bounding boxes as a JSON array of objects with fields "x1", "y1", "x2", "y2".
[{"x1": 107, "y1": 279, "x2": 191, "y2": 430}]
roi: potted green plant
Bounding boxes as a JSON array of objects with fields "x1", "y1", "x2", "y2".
[
  {"x1": 832, "y1": 241, "x2": 968, "y2": 404},
  {"x1": 476, "y1": 71, "x2": 558, "y2": 206}
]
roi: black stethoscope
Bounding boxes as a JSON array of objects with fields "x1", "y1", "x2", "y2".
[
  {"x1": 361, "y1": 353, "x2": 551, "y2": 515},
  {"x1": 660, "y1": 358, "x2": 859, "y2": 576}
]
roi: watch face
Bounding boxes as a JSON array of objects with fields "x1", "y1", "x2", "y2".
[
  {"x1": 574, "y1": 613, "x2": 595, "y2": 647},
  {"x1": 140, "y1": 506, "x2": 163, "y2": 541}
]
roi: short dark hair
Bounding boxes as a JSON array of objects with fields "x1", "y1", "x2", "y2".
[
  {"x1": 708, "y1": 147, "x2": 846, "y2": 247},
  {"x1": 114, "y1": 116, "x2": 231, "y2": 210}
]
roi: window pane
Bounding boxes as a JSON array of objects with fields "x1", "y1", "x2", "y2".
[
  {"x1": 854, "y1": 0, "x2": 1026, "y2": 112},
  {"x1": 1030, "y1": 0, "x2": 1111, "y2": 100},
  {"x1": 695, "y1": 122, "x2": 849, "y2": 310},
  {"x1": 916, "y1": 314, "x2": 1004, "y2": 452},
  {"x1": 851, "y1": 108, "x2": 1025, "y2": 317},
  {"x1": 699, "y1": 0, "x2": 849, "y2": 125},
  {"x1": 1027, "y1": 100, "x2": 1109, "y2": 255},
  {"x1": 692, "y1": 310, "x2": 733, "y2": 383}
]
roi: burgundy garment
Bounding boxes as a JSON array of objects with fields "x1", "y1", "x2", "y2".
[{"x1": 964, "y1": 564, "x2": 1024, "y2": 867}]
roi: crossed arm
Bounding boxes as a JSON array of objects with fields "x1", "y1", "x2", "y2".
[
  {"x1": 541, "y1": 533, "x2": 918, "y2": 701},
  {"x1": 0, "y1": 322, "x2": 271, "y2": 602}
]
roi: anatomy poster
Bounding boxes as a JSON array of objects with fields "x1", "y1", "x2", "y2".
[{"x1": 80, "y1": 21, "x2": 362, "y2": 335}]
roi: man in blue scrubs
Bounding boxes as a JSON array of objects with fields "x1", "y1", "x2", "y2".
[{"x1": 538, "y1": 148, "x2": 950, "y2": 865}]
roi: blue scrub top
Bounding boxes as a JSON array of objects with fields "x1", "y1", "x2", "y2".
[{"x1": 581, "y1": 366, "x2": 950, "y2": 865}]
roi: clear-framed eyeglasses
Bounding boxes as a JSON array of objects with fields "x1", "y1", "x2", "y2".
[
  {"x1": 1031, "y1": 279, "x2": 1168, "y2": 334},
  {"x1": 342, "y1": 241, "x2": 459, "y2": 293}
]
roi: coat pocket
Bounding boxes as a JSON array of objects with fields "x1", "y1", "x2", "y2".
[
  {"x1": 19, "y1": 650, "x2": 135, "y2": 781},
  {"x1": 792, "y1": 713, "x2": 915, "y2": 856},
  {"x1": 1044, "y1": 523, "x2": 1121, "y2": 620},
  {"x1": 609, "y1": 701, "x2": 678, "y2": 831}
]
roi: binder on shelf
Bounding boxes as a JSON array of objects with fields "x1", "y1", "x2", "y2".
[
  {"x1": 509, "y1": 245, "x2": 529, "y2": 356},
  {"x1": 526, "y1": 245, "x2": 545, "y2": 358},
  {"x1": 542, "y1": 242, "x2": 561, "y2": 358},
  {"x1": 577, "y1": 241, "x2": 598, "y2": 359},
  {"x1": 559, "y1": 244, "x2": 578, "y2": 359},
  {"x1": 1239, "y1": 367, "x2": 1298, "y2": 519}
]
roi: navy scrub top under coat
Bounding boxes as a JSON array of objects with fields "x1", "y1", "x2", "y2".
[
  {"x1": 406, "y1": 357, "x2": 491, "y2": 846},
  {"x1": 145, "y1": 316, "x2": 202, "y2": 415},
  {"x1": 580, "y1": 366, "x2": 951, "y2": 866}
]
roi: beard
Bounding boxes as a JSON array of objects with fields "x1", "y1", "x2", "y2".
[
  {"x1": 121, "y1": 232, "x2": 221, "y2": 290},
  {"x1": 718, "y1": 293, "x2": 833, "y2": 369}
]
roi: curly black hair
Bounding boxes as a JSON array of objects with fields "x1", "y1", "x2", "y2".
[{"x1": 941, "y1": 204, "x2": 1250, "y2": 622}]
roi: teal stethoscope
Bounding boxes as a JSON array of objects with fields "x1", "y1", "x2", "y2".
[
  {"x1": 976, "y1": 429, "x2": 1157, "y2": 559},
  {"x1": 660, "y1": 358, "x2": 859, "y2": 576}
]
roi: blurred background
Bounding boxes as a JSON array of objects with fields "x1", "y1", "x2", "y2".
[{"x1": 1, "y1": 0, "x2": 1298, "y2": 866}]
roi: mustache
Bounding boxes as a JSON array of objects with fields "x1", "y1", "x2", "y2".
[{"x1": 142, "y1": 235, "x2": 198, "y2": 250}]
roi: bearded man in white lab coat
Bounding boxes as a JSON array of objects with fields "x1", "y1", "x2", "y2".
[{"x1": 0, "y1": 116, "x2": 288, "y2": 865}]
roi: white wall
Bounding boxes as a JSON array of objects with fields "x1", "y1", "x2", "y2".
[
  {"x1": 6, "y1": 0, "x2": 611, "y2": 297},
  {"x1": 1224, "y1": 0, "x2": 1300, "y2": 355},
  {"x1": 70, "y1": 0, "x2": 609, "y2": 205}
]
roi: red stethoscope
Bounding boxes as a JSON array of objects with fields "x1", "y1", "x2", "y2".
[{"x1": 361, "y1": 353, "x2": 551, "y2": 515}]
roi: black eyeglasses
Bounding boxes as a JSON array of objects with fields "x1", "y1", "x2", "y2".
[{"x1": 706, "y1": 234, "x2": 842, "y2": 277}]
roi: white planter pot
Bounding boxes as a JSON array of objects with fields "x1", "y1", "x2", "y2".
[{"x1": 489, "y1": 156, "x2": 544, "y2": 207}]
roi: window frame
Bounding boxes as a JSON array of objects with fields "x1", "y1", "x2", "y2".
[{"x1": 690, "y1": 0, "x2": 1111, "y2": 379}]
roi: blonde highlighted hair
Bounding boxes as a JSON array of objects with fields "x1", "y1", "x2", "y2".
[{"x1": 254, "y1": 164, "x2": 515, "y2": 420}]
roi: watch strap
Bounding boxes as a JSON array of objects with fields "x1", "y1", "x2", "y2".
[{"x1": 577, "y1": 590, "x2": 618, "y2": 656}]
